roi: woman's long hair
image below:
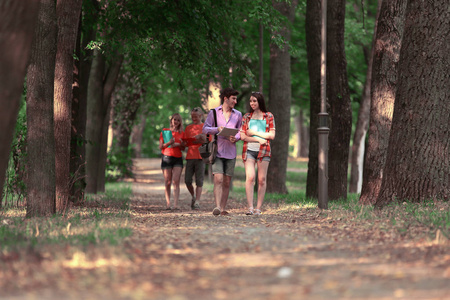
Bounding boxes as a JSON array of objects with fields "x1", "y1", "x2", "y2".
[
  {"x1": 249, "y1": 92, "x2": 268, "y2": 113},
  {"x1": 170, "y1": 113, "x2": 183, "y2": 132}
]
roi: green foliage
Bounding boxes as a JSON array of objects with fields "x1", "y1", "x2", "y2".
[
  {"x1": 2, "y1": 101, "x2": 27, "y2": 208},
  {"x1": 106, "y1": 145, "x2": 134, "y2": 182},
  {"x1": 0, "y1": 183, "x2": 133, "y2": 251}
]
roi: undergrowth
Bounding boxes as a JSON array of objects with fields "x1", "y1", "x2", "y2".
[{"x1": 0, "y1": 182, "x2": 133, "y2": 251}]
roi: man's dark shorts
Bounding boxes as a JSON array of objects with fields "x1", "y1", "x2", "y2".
[
  {"x1": 185, "y1": 159, "x2": 205, "y2": 187},
  {"x1": 212, "y1": 157, "x2": 236, "y2": 177}
]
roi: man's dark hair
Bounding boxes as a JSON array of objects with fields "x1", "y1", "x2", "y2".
[{"x1": 219, "y1": 88, "x2": 239, "y2": 102}]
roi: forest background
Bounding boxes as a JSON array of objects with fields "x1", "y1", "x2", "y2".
[{"x1": 1, "y1": 0, "x2": 449, "y2": 220}]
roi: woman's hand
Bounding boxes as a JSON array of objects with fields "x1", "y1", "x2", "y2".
[{"x1": 256, "y1": 137, "x2": 267, "y2": 145}]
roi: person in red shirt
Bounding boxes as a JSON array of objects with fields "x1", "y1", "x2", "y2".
[
  {"x1": 159, "y1": 113, "x2": 185, "y2": 210},
  {"x1": 184, "y1": 107, "x2": 207, "y2": 209},
  {"x1": 240, "y1": 92, "x2": 276, "y2": 215}
]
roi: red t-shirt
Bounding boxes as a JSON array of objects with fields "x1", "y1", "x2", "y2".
[
  {"x1": 184, "y1": 123, "x2": 204, "y2": 160},
  {"x1": 159, "y1": 129, "x2": 185, "y2": 158}
]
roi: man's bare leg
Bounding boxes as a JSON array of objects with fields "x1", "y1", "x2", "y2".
[
  {"x1": 220, "y1": 175, "x2": 232, "y2": 211},
  {"x1": 213, "y1": 174, "x2": 224, "y2": 215}
]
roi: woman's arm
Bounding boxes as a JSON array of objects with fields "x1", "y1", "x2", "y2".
[
  {"x1": 159, "y1": 138, "x2": 175, "y2": 150},
  {"x1": 246, "y1": 128, "x2": 275, "y2": 140},
  {"x1": 240, "y1": 130, "x2": 267, "y2": 144}
]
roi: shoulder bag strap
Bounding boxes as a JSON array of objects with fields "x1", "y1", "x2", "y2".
[{"x1": 212, "y1": 109, "x2": 218, "y2": 142}]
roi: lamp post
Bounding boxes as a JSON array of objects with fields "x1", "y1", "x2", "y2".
[{"x1": 318, "y1": 0, "x2": 329, "y2": 209}]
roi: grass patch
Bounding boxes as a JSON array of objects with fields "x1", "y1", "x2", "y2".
[
  {"x1": 0, "y1": 182, "x2": 133, "y2": 251},
  {"x1": 209, "y1": 160, "x2": 450, "y2": 241}
]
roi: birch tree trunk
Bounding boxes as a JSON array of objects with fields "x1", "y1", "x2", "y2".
[
  {"x1": 349, "y1": 0, "x2": 382, "y2": 194},
  {"x1": 376, "y1": 0, "x2": 450, "y2": 206}
]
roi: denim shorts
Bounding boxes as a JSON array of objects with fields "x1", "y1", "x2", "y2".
[
  {"x1": 161, "y1": 155, "x2": 183, "y2": 169},
  {"x1": 212, "y1": 157, "x2": 236, "y2": 177},
  {"x1": 246, "y1": 150, "x2": 270, "y2": 162}
]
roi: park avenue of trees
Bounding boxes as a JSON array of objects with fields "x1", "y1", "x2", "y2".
[{"x1": 0, "y1": 0, "x2": 448, "y2": 217}]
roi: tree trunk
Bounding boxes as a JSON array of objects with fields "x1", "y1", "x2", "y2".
[
  {"x1": 54, "y1": 0, "x2": 82, "y2": 213},
  {"x1": 327, "y1": 0, "x2": 352, "y2": 201},
  {"x1": 349, "y1": 0, "x2": 382, "y2": 194},
  {"x1": 359, "y1": 0, "x2": 407, "y2": 205},
  {"x1": 26, "y1": 0, "x2": 57, "y2": 217},
  {"x1": 86, "y1": 50, "x2": 106, "y2": 194},
  {"x1": 305, "y1": 0, "x2": 322, "y2": 199},
  {"x1": 86, "y1": 50, "x2": 123, "y2": 193},
  {"x1": 376, "y1": 0, "x2": 450, "y2": 206},
  {"x1": 131, "y1": 114, "x2": 147, "y2": 158},
  {"x1": 258, "y1": 22, "x2": 264, "y2": 92},
  {"x1": 70, "y1": 7, "x2": 97, "y2": 202},
  {"x1": 294, "y1": 113, "x2": 302, "y2": 158},
  {"x1": 267, "y1": 0, "x2": 298, "y2": 194},
  {"x1": 300, "y1": 111, "x2": 310, "y2": 158},
  {"x1": 0, "y1": 0, "x2": 40, "y2": 193}
]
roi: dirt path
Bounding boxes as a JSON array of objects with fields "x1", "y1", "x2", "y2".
[{"x1": 128, "y1": 158, "x2": 450, "y2": 300}]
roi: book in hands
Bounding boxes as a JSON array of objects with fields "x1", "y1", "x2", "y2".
[
  {"x1": 162, "y1": 130, "x2": 173, "y2": 147},
  {"x1": 218, "y1": 127, "x2": 239, "y2": 137}
]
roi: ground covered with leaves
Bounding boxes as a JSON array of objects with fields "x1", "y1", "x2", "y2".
[{"x1": 1, "y1": 158, "x2": 449, "y2": 299}]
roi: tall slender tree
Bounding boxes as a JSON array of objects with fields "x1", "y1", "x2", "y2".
[
  {"x1": 376, "y1": 0, "x2": 450, "y2": 206},
  {"x1": 327, "y1": 0, "x2": 352, "y2": 200},
  {"x1": 85, "y1": 50, "x2": 123, "y2": 193},
  {"x1": 360, "y1": 0, "x2": 407, "y2": 204},
  {"x1": 26, "y1": 0, "x2": 58, "y2": 217},
  {"x1": 267, "y1": 0, "x2": 298, "y2": 194},
  {"x1": 0, "y1": 0, "x2": 40, "y2": 194},
  {"x1": 349, "y1": 0, "x2": 382, "y2": 194},
  {"x1": 54, "y1": 0, "x2": 82, "y2": 212},
  {"x1": 305, "y1": 0, "x2": 322, "y2": 199},
  {"x1": 70, "y1": 0, "x2": 98, "y2": 202}
]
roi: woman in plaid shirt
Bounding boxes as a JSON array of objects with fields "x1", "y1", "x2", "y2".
[{"x1": 240, "y1": 92, "x2": 276, "y2": 215}]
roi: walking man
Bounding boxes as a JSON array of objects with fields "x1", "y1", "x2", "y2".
[{"x1": 203, "y1": 88, "x2": 242, "y2": 216}]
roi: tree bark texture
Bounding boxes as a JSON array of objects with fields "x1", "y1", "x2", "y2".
[
  {"x1": 327, "y1": 0, "x2": 352, "y2": 200},
  {"x1": 305, "y1": 0, "x2": 321, "y2": 199},
  {"x1": 0, "y1": 0, "x2": 40, "y2": 194},
  {"x1": 267, "y1": 0, "x2": 298, "y2": 194},
  {"x1": 359, "y1": 0, "x2": 407, "y2": 205},
  {"x1": 349, "y1": 0, "x2": 382, "y2": 194},
  {"x1": 86, "y1": 50, "x2": 123, "y2": 193},
  {"x1": 376, "y1": 0, "x2": 450, "y2": 206},
  {"x1": 25, "y1": 0, "x2": 57, "y2": 217},
  {"x1": 86, "y1": 50, "x2": 106, "y2": 194},
  {"x1": 54, "y1": 0, "x2": 82, "y2": 212},
  {"x1": 70, "y1": 8, "x2": 97, "y2": 202}
]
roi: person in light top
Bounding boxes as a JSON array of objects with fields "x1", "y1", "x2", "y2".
[
  {"x1": 240, "y1": 92, "x2": 275, "y2": 215},
  {"x1": 159, "y1": 113, "x2": 185, "y2": 210},
  {"x1": 202, "y1": 88, "x2": 242, "y2": 216}
]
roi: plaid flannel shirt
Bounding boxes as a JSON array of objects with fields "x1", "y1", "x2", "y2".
[{"x1": 241, "y1": 112, "x2": 275, "y2": 161}]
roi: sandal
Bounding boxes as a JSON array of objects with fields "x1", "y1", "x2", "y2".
[
  {"x1": 165, "y1": 207, "x2": 172, "y2": 211},
  {"x1": 246, "y1": 208, "x2": 254, "y2": 215},
  {"x1": 212, "y1": 207, "x2": 221, "y2": 216},
  {"x1": 254, "y1": 209, "x2": 262, "y2": 215}
]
